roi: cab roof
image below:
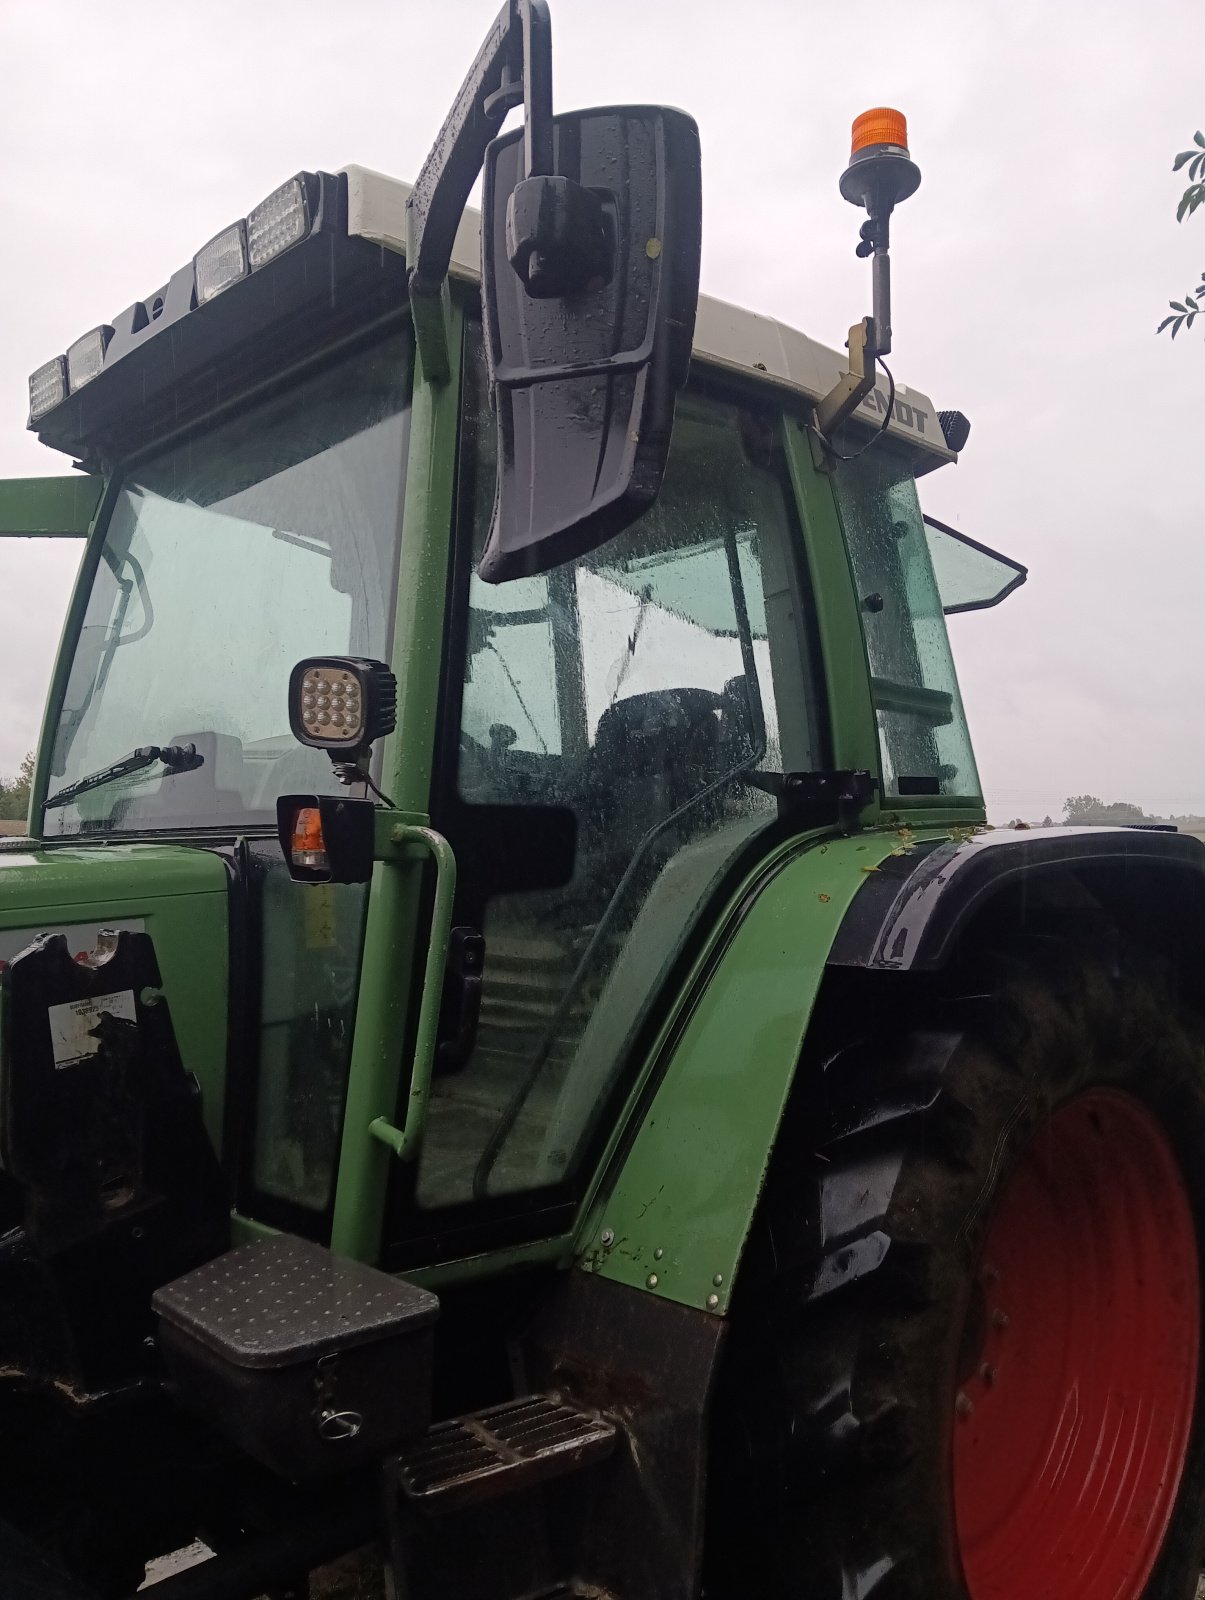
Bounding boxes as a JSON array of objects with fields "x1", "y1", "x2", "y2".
[{"x1": 343, "y1": 163, "x2": 956, "y2": 470}]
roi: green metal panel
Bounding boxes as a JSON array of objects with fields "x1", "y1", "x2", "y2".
[
  {"x1": 0, "y1": 475, "x2": 103, "y2": 537},
  {"x1": 0, "y1": 842, "x2": 225, "y2": 906},
  {"x1": 330, "y1": 305, "x2": 465, "y2": 1263},
  {"x1": 0, "y1": 844, "x2": 229, "y2": 1146},
  {"x1": 782, "y1": 417, "x2": 881, "y2": 816},
  {"x1": 579, "y1": 827, "x2": 937, "y2": 1315}
]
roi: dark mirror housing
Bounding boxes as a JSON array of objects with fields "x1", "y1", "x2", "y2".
[
  {"x1": 277, "y1": 794, "x2": 377, "y2": 885},
  {"x1": 478, "y1": 106, "x2": 701, "y2": 582}
]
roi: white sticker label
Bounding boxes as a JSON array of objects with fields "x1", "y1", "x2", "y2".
[{"x1": 47, "y1": 990, "x2": 138, "y2": 1069}]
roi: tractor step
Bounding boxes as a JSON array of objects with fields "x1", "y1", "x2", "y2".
[
  {"x1": 395, "y1": 1394, "x2": 616, "y2": 1514},
  {"x1": 514, "y1": 1587, "x2": 622, "y2": 1599}
]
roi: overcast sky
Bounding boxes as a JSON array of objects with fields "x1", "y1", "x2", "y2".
[{"x1": 0, "y1": 0, "x2": 1201, "y2": 822}]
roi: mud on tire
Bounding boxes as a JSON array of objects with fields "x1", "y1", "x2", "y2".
[{"x1": 703, "y1": 953, "x2": 1205, "y2": 1600}]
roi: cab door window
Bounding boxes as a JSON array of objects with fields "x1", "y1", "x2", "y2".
[{"x1": 412, "y1": 323, "x2": 824, "y2": 1218}]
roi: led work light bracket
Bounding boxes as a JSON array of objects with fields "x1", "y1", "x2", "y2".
[{"x1": 815, "y1": 109, "x2": 921, "y2": 442}]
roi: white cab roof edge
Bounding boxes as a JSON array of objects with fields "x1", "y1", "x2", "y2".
[{"x1": 342, "y1": 163, "x2": 954, "y2": 467}]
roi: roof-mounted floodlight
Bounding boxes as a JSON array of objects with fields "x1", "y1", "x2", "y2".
[
  {"x1": 815, "y1": 108, "x2": 921, "y2": 443},
  {"x1": 66, "y1": 326, "x2": 114, "y2": 393},
  {"x1": 194, "y1": 222, "x2": 249, "y2": 306},
  {"x1": 28, "y1": 357, "x2": 68, "y2": 424}
]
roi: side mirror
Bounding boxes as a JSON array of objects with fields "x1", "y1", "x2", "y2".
[
  {"x1": 406, "y1": 1, "x2": 701, "y2": 584},
  {"x1": 478, "y1": 106, "x2": 701, "y2": 582}
]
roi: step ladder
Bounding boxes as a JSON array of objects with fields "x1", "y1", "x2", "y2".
[
  {"x1": 388, "y1": 1393, "x2": 620, "y2": 1600},
  {"x1": 397, "y1": 1395, "x2": 616, "y2": 1514}
]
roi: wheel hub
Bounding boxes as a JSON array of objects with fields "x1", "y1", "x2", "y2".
[{"x1": 953, "y1": 1088, "x2": 1200, "y2": 1599}]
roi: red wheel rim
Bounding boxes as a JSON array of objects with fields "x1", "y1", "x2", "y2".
[{"x1": 953, "y1": 1088, "x2": 1200, "y2": 1599}]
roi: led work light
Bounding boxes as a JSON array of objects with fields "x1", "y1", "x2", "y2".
[
  {"x1": 194, "y1": 222, "x2": 249, "y2": 306},
  {"x1": 66, "y1": 326, "x2": 114, "y2": 393},
  {"x1": 26, "y1": 172, "x2": 319, "y2": 428},
  {"x1": 288, "y1": 656, "x2": 397, "y2": 760},
  {"x1": 28, "y1": 357, "x2": 68, "y2": 423},
  {"x1": 247, "y1": 178, "x2": 310, "y2": 271}
]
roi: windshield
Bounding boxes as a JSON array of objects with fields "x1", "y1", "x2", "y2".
[{"x1": 43, "y1": 327, "x2": 412, "y2": 836}]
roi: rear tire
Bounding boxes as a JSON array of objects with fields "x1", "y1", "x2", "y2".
[{"x1": 704, "y1": 954, "x2": 1205, "y2": 1599}]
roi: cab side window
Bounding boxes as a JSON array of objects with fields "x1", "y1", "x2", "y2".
[{"x1": 416, "y1": 323, "x2": 824, "y2": 1215}]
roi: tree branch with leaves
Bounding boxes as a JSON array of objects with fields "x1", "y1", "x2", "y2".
[
  {"x1": 1159, "y1": 130, "x2": 1205, "y2": 339},
  {"x1": 0, "y1": 752, "x2": 34, "y2": 822}
]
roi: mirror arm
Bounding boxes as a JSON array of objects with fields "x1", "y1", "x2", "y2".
[
  {"x1": 522, "y1": 0, "x2": 554, "y2": 178},
  {"x1": 406, "y1": 0, "x2": 552, "y2": 381}
]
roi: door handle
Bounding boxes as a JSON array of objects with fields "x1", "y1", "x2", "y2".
[{"x1": 436, "y1": 927, "x2": 486, "y2": 1073}]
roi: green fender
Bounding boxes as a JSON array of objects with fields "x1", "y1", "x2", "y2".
[{"x1": 578, "y1": 826, "x2": 943, "y2": 1316}]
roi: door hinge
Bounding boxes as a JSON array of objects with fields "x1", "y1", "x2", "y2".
[{"x1": 778, "y1": 769, "x2": 877, "y2": 828}]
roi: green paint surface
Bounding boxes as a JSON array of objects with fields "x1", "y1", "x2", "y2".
[
  {"x1": 0, "y1": 844, "x2": 230, "y2": 1147},
  {"x1": 582, "y1": 828, "x2": 928, "y2": 1314},
  {"x1": 782, "y1": 420, "x2": 881, "y2": 808},
  {"x1": 0, "y1": 475, "x2": 103, "y2": 537},
  {"x1": 330, "y1": 305, "x2": 464, "y2": 1262}
]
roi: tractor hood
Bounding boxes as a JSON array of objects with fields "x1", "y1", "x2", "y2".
[{"x1": 0, "y1": 842, "x2": 230, "y2": 1149}]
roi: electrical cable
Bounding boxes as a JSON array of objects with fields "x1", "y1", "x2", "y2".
[
  {"x1": 362, "y1": 772, "x2": 397, "y2": 809},
  {"x1": 810, "y1": 355, "x2": 897, "y2": 463}
]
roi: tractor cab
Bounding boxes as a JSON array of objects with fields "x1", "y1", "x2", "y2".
[{"x1": 7, "y1": 160, "x2": 1014, "y2": 1257}]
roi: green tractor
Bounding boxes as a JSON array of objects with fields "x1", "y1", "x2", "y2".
[{"x1": 3, "y1": 6, "x2": 1205, "y2": 1598}]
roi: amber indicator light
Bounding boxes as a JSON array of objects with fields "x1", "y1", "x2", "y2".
[{"x1": 290, "y1": 806, "x2": 328, "y2": 872}]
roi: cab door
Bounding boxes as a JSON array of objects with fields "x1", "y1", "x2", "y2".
[{"x1": 379, "y1": 320, "x2": 830, "y2": 1269}]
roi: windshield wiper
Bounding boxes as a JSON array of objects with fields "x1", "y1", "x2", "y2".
[{"x1": 44, "y1": 743, "x2": 202, "y2": 810}]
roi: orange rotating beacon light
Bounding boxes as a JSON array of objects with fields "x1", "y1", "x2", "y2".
[{"x1": 815, "y1": 108, "x2": 921, "y2": 441}]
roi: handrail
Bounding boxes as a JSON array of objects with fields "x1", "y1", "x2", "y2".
[{"x1": 368, "y1": 823, "x2": 457, "y2": 1162}]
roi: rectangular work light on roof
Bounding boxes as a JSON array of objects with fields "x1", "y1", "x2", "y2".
[
  {"x1": 27, "y1": 170, "x2": 322, "y2": 428},
  {"x1": 194, "y1": 221, "x2": 249, "y2": 306},
  {"x1": 65, "y1": 326, "x2": 114, "y2": 393},
  {"x1": 28, "y1": 357, "x2": 67, "y2": 423},
  {"x1": 247, "y1": 177, "x2": 311, "y2": 271}
]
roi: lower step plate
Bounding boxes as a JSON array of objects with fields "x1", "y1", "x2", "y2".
[{"x1": 395, "y1": 1394, "x2": 616, "y2": 1514}]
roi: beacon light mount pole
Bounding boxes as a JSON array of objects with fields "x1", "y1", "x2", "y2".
[{"x1": 814, "y1": 108, "x2": 921, "y2": 441}]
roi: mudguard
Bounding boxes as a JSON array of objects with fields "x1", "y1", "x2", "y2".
[
  {"x1": 580, "y1": 824, "x2": 1205, "y2": 1320},
  {"x1": 580, "y1": 827, "x2": 907, "y2": 1314},
  {"x1": 827, "y1": 824, "x2": 1205, "y2": 971}
]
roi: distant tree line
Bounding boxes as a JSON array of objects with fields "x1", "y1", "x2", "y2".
[
  {"x1": 1046, "y1": 797, "x2": 1205, "y2": 833},
  {"x1": 1062, "y1": 795, "x2": 1151, "y2": 826},
  {"x1": 0, "y1": 752, "x2": 33, "y2": 822}
]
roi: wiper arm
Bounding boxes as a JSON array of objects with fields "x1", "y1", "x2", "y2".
[{"x1": 44, "y1": 743, "x2": 202, "y2": 810}]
